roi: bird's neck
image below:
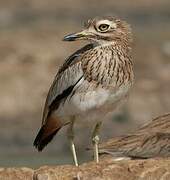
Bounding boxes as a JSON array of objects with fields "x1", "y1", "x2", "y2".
[
  {"x1": 94, "y1": 40, "x2": 132, "y2": 56},
  {"x1": 94, "y1": 39, "x2": 132, "y2": 52},
  {"x1": 83, "y1": 40, "x2": 133, "y2": 87},
  {"x1": 93, "y1": 41, "x2": 116, "y2": 47}
]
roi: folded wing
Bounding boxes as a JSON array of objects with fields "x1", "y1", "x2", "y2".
[{"x1": 34, "y1": 44, "x2": 93, "y2": 151}]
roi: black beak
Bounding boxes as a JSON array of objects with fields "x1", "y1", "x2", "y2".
[
  {"x1": 63, "y1": 31, "x2": 89, "y2": 41},
  {"x1": 63, "y1": 33, "x2": 81, "y2": 41}
]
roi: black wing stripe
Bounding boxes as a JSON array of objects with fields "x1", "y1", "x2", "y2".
[{"x1": 48, "y1": 75, "x2": 83, "y2": 117}]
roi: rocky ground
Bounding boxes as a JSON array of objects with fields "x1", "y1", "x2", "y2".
[
  {"x1": 0, "y1": 0, "x2": 170, "y2": 167},
  {"x1": 1, "y1": 157, "x2": 170, "y2": 180}
]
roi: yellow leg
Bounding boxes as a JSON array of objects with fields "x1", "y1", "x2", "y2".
[
  {"x1": 67, "y1": 117, "x2": 78, "y2": 166},
  {"x1": 92, "y1": 122, "x2": 102, "y2": 163}
]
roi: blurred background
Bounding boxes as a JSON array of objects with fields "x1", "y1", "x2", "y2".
[{"x1": 0, "y1": 0, "x2": 170, "y2": 167}]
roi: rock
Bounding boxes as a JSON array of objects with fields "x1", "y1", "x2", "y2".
[
  {"x1": 1, "y1": 158, "x2": 170, "y2": 180},
  {"x1": 33, "y1": 157, "x2": 170, "y2": 180},
  {"x1": 0, "y1": 167, "x2": 33, "y2": 180}
]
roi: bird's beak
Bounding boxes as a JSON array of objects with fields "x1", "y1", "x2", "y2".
[{"x1": 63, "y1": 30, "x2": 91, "y2": 41}]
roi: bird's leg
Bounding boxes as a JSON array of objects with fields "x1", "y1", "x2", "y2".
[
  {"x1": 92, "y1": 121, "x2": 102, "y2": 163},
  {"x1": 67, "y1": 116, "x2": 79, "y2": 166}
]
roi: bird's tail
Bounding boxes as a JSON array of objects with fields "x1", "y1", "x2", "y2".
[{"x1": 33, "y1": 116, "x2": 62, "y2": 151}]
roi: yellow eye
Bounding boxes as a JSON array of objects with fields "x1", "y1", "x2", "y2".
[{"x1": 98, "y1": 24, "x2": 110, "y2": 32}]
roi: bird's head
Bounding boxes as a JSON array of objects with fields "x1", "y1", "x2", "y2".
[{"x1": 63, "y1": 16, "x2": 132, "y2": 45}]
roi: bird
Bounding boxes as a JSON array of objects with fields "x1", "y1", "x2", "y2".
[
  {"x1": 33, "y1": 16, "x2": 134, "y2": 166},
  {"x1": 99, "y1": 114, "x2": 170, "y2": 159}
]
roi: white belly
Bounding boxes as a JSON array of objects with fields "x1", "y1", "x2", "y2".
[{"x1": 55, "y1": 79, "x2": 132, "y2": 123}]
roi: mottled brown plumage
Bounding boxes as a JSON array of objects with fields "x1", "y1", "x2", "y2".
[
  {"x1": 99, "y1": 114, "x2": 170, "y2": 159},
  {"x1": 34, "y1": 16, "x2": 134, "y2": 166}
]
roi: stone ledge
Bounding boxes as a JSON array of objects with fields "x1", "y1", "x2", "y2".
[
  {"x1": 33, "y1": 157, "x2": 170, "y2": 180},
  {"x1": 0, "y1": 167, "x2": 34, "y2": 180},
  {"x1": 1, "y1": 157, "x2": 170, "y2": 180}
]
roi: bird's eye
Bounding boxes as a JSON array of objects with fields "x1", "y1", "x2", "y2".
[{"x1": 98, "y1": 24, "x2": 110, "y2": 32}]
